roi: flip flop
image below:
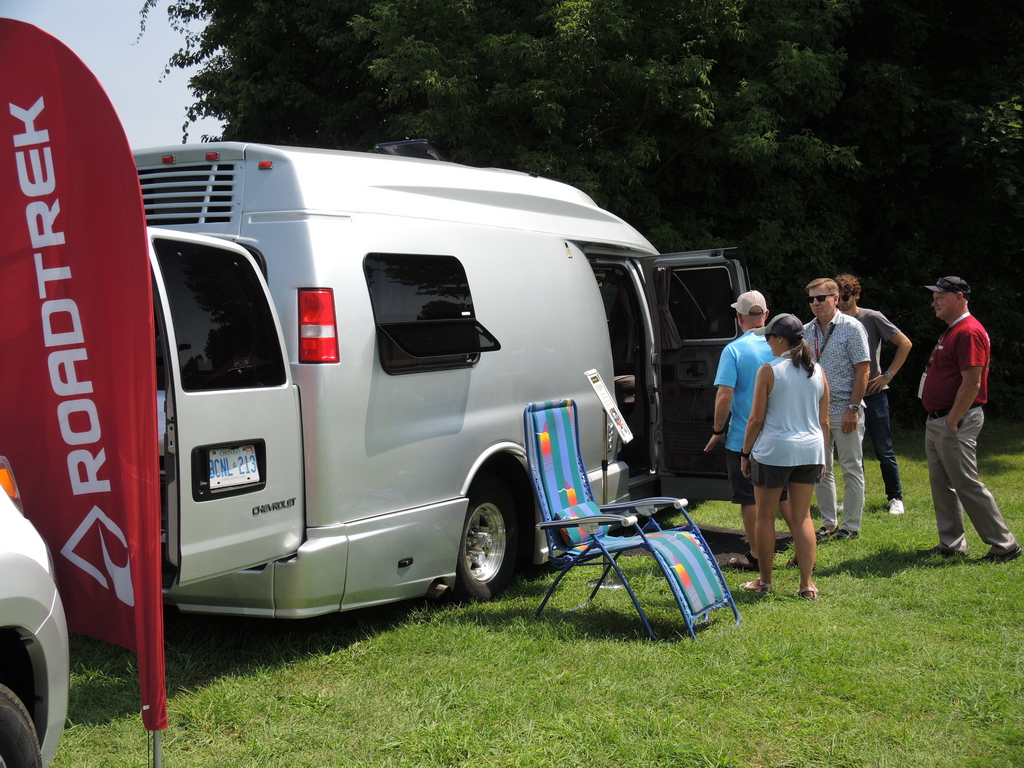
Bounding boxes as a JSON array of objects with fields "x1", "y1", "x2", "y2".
[
  {"x1": 740, "y1": 578, "x2": 773, "y2": 594},
  {"x1": 725, "y1": 551, "x2": 759, "y2": 571}
]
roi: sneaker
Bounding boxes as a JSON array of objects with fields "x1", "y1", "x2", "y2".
[
  {"x1": 833, "y1": 529, "x2": 859, "y2": 541},
  {"x1": 888, "y1": 499, "x2": 905, "y2": 515},
  {"x1": 980, "y1": 545, "x2": 1022, "y2": 563}
]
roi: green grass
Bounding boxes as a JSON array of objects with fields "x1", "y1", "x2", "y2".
[{"x1": 53, "y1": 421, "x2": 1024, "y2": 767}]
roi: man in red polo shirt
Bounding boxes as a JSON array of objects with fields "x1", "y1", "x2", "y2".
[{"x1": 919, "y1": 276, "x2": 1020, "y2": 561}]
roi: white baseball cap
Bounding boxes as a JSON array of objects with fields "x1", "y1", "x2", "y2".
[{"x1": 731, "y1": 290, "x2": 767, "y2": 316}]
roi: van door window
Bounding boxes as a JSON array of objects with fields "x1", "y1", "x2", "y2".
[
  {"x1": 666, "y1": 266, "x2": 737, "y2": 342},
  {"x1": 363, "y1": 253, "x2": 500, "y2": 374},
  {"x1": 153, "y1": 238, "x2": 287, "y2": 391}
]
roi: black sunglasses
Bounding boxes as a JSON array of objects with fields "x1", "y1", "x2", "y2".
[{"x1": 807, "y1": 294, "x2": 835, "y2": 304}]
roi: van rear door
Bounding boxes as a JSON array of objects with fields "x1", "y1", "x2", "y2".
[{"x1": 150, "y1": 231, "x2": 304, "y2": 586}]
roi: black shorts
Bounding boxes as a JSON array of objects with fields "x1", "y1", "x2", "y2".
[
  {"x1": 728, "y1": 450, "x2": 788, "y2": 504},
  {"x1": 750, "y1": 459, "x2": 822, "y2": 489}
]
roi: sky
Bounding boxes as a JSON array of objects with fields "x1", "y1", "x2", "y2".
[{"x1": 2, "y1": 0, "x2": 224, "y2": 148}]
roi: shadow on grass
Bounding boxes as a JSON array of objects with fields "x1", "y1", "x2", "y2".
[
  {"x1": 80, "y1": 521, "x2": 971, "y2": 724},
  {"x1": 70, "y1": 552, "x2": 743, "y2": 726},
  {"x1": 443, "y1": 562, "x2": 743, "y2": 644},
  {"x1": 67, "y1": 598, "x2": 435, "y2": 726},
  {"x1": 813, "y1": 543, "x2": 985, "y2": 579}
]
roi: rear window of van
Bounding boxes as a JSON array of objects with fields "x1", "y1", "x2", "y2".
[{"x1": 154, "y1": 238, "x2": 287, "y2": 391}]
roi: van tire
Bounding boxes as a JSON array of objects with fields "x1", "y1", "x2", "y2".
[
  {"x1": 453, "y1": 475, "x2": 519, "y2": 601},
  {"x1": 0, "y1": 684, "x2": 41, "y2": 768}
]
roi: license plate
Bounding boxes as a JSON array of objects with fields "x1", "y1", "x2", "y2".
[{"x1": 208, "y1": 444, "x2": 260, "y2": 489}]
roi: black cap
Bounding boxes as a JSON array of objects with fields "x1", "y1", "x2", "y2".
[
  {"x1": 753, "y1": 313, "x2": 804, "y2": 342},
  {"x1": 922, "y1": 276, "x2": 971, "y2": 296}
]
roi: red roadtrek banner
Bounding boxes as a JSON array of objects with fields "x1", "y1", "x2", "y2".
[{"x1": 0, "y1": 20, "x2": 167, "y2": 731}]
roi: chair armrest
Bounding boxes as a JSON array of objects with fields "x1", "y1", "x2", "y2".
[
  {"x1": 537, "y1": 514, "x2": 638, "y2": 535},
  {"x1": 598, "y1": 497, "x2": 687, "y2": 517}
]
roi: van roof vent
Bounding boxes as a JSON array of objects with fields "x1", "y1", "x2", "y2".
[{"x1": 137, "y1": 162, "x2": 239, "y2": 226}]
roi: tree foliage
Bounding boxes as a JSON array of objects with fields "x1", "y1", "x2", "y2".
[{"x1": 143, "y1": 0, "x2": 1024, "y2": 417}]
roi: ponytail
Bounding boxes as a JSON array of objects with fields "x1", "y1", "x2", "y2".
[{"x1": 788, "y1": 339, "x2": 816, "y2": 377}]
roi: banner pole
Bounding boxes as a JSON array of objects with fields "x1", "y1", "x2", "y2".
[{"x1": 152, "y1": 729, "x2": 162, "y2": 768}]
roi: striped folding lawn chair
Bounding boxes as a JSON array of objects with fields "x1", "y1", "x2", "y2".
[{"x1": 524, "y1": 399, "x2": 739, "y2": 640}]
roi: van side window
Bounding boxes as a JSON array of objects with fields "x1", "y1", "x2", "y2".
[
  {"x1": 363, "y1": 253, "x2": 501, "y2": 375},
  {"x1": 667, "y1": 265, "x2": 737, "y2": 342},
  {"x1": 154, "y1": 238, "x2": 287, "y2": 391}
]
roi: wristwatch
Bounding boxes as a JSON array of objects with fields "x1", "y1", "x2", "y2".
[
  {"x1": 848, "y1": 404, "x2": 862, "y2": 413},
  {"x1": 883, "y1": 371, "x2": 893, "y2": 379}
]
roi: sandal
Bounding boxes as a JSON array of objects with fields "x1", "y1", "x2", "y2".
[
  {"x1": 725, "y1": 551, "x2": 759, "y2": 571},
  {"x1": 740, "y1": 578, "x2": 773, "y2": 594},
  {"x1": 798, "y1": 584, "x2": 819, "y2": 600}
]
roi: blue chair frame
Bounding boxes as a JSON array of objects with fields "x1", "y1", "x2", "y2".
[{"x1": 524, "y1": 399, "x2": 739, "y2": 640}]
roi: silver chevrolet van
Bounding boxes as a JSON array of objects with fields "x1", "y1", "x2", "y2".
[{"x1": 136, "y1": 144, "x2": 749, "y2": 618}]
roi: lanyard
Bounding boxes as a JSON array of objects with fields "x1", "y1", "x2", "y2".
[{"x1": 813, "y1": 322, "x2": 836, "y2": 361}]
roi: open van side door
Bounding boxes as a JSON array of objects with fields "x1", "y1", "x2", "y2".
[
  {"x1": 591, "y1": 247, "x2": 748, "y2": 498},
  {"x1": 150, "y1": 230, "x2": 304, "y2": 586},
  {"x1": 643, "y1": 248, "x2": 748, "y2": 495}
]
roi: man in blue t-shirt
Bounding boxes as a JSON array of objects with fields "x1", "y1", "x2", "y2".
[{"x1": 705, "y1": 290, "x2": 788, "y2": 570}]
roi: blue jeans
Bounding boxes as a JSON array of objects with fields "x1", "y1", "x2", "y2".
[{"x1": 863, "y1": 391, "x2": 902, "y2": 501}]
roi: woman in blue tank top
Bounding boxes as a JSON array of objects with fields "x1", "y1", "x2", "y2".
[{"x1": 738, "y1": 314, "x2": 830, "y2": 599}]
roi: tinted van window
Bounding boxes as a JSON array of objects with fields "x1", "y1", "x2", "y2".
[
  {"x1": 154, "y1": 238, "x2": 287, "y2": 391},
  {"x1": 364, "y1": 253, "x2": 500, "y2": 374},
  {"x1": 667, "y1": 265, "x2": 737, "y2": 342}
]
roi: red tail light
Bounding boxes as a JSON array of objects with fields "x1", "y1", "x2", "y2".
[{"x1": 298, "y1": 289, "x2": 339, "y2": 363}]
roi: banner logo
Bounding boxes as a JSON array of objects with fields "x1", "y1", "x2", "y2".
[{"x1": 61, "y1": 506, "x2": 135, "y2": 606}]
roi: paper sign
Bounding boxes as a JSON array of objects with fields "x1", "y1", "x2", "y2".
[{"x1": 584, "y1": 369, "x2": 633, "y2": 443}]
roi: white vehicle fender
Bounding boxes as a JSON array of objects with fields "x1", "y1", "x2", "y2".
[{"x1": 459, "y1": 441, "x2": 527, "y2": 497}]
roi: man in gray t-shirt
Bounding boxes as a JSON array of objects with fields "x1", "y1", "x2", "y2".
[{"x1": 836, "y1": 274, "x2": 913, "y2": 515}]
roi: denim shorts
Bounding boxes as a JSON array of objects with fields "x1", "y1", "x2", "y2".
[{"x1": 750, "y1": 459, "x2": 823, "y2": 489}]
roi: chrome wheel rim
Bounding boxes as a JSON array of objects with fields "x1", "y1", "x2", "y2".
[{"x1": 463, "y1": 502, "x2": 507, "y2": 583}]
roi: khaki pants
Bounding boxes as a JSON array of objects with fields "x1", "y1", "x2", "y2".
[
  {"x1": 815, "y1": 421, "x2": 866, "y2": 532},
  {"x1": 925, "y1": 408, "x2": 1018, "y2": 555}
]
